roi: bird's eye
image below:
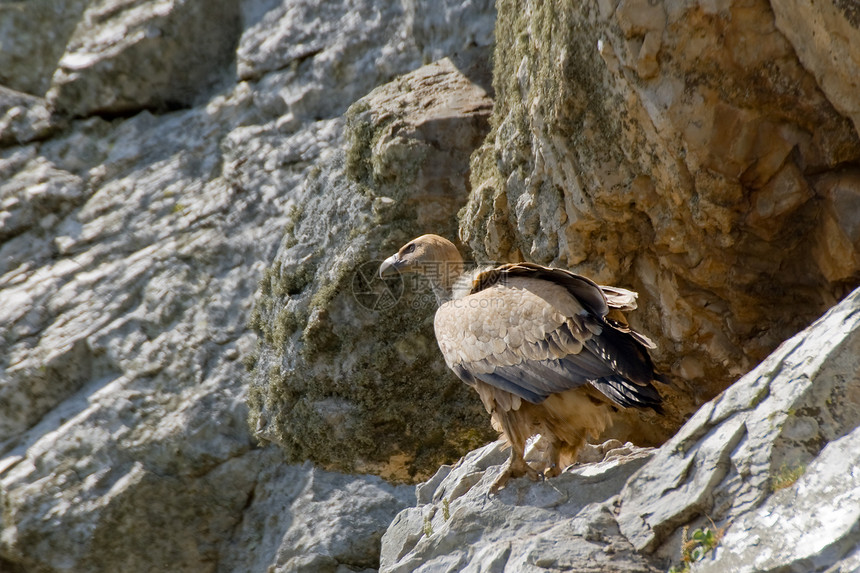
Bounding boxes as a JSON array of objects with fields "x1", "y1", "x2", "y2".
[{"x1": 403, "y1": 243, "x2": 416, "y2": 254}]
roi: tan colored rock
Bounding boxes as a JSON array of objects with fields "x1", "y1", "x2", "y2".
[
  {"x1": 772, "y1": 0, "x2": 860, "y2": 134},
  {"x1": 463, "y1": 0, "x2": 860, "y2": 425},
  {"x1": 813, "y1": 169, "x2": 860, "y2": 283},
  {"x1": 350, "y1": 58, "x2": 493, "y2": 226}
]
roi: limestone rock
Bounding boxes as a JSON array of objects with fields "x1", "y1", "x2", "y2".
[
  {"x1": 380, "y1": 288, "x2": 860, "y2": 573},
  {"x1": 463, "y1": 0, "x2": 860, "y2": 425},
  {"x1": 246, "y1": 57, "x2": 496, "y2": 482},
  {"x1": 699, "y1": 426, "x2": 860, "y2": 572},
  {"x1": 0, "y1": 0, "x2": 497, "y2": 570},
  {"x1": 236, "y1": 0, "x2": 421, "y2": 121},
  {"x1": 772, "y1": 0, "x2": 860, "y2": 134},
  {"x1": 0, "y1": 96, "x2": 286, "y2": 572},
  {"x1": 380, "y1": 440, "x2": 660, "y2": 573},
  {"x1": 403, "y1": 0, "x2": 496, "y2": 65},
  {"x1": 4, "y1": 0, "x2": 860, "y2": 571},
  {"x1": 47, "y1": 0, "x2": 242, "y2": 117},
  {"x1": 0, "y1": 87, "x2": 58, "y2": 146},
  {"x1": 0, "y1": 0, "x2": 90, "y2": 96},
  {"x1": 220, "y1": 449, "x2": 413, "y2": 573},
  {"x1": 813, "y1": 168, "x2": 860, "y2": 282},
  {"x1": 618, "y1": 287, "x2": 860, "y2": 570}
]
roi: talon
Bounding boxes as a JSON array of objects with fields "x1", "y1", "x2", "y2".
[
  {"x1": 489, "y1": 457, "x2": 540, "y2": 494},
  {"x1": 543, "y1": 465, "x2": 561, "y2": 479},
  {"x1": 489, "y1": 470, "x2": 510, "y2": 495}
]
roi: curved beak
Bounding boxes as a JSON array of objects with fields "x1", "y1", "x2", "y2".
[{"x1": 378, "y1": 253, "x2": 402, "y2": 278}]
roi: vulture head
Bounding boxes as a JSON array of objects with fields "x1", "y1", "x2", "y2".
[{"x1": 378, "y1": 234, "x2": 465, "y2": 301}]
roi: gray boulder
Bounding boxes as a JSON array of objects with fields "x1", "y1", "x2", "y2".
[
  {"x1": 246, "y1": 57, "x2": 497, "y2": 482},
  {"x1": 220, "y1": 449, "x2": 413, "y2": 573},
  {"x1": 619, "y1": 285, "x2": 860, "y2": 570},
  {"x1": 381, "y1": 441, "x2": 659, "y2": 573},
  {"x1": 0, "y1": 0, "x2": 497, "y2": 571},
  {"x1": 46, "y1": 0, "x2": 242, "y2": 117},
  {"x1": 382, "y1": 287, "x2": 860, "y2": 572}
]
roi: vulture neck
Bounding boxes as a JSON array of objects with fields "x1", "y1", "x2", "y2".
[{"x1": 425, "y1": 260, "x2": 465, "y2": 305}]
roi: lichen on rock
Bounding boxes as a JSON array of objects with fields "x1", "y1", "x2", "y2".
[
  {"x1": 0, "y1": 1, "x2": 498, "y2": 571},
  {"x1": 246, "y1": 58, "x2": 497, "y2": 482}
]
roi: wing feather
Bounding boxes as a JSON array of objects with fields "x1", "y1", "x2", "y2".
[{"x1": 435, "y1": 268, "x2": 661, "y2": 411}]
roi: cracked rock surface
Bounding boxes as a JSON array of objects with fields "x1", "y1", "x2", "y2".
[
  {"x1": 3, "y1": 0, "x2": 860, "y2": 571},
  {"x1": 381, "y1": 440, "x2": 660, "y2": 573},
  {"x1": 619, "y1": 287, "x2": 860, "y2": 570},
  {"x1": 464, "y1": 0, "x2": 860, "y2": 419},
  {"x1": 0, "y1": 0, "x2": 495, "y2": 571},
  {"x1": 382, "y1": 288, "x2": 860, "y2": 572}
]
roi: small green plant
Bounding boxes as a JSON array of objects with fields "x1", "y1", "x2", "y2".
[
  {"x1": 668, "y1": 523, "x2": 723, "y2": 573},
  {"x1": 423, "y1": 515, "x2": 433, "y2": 537},
  {"x1": 771, "y1": 463, "x2": 806, "y2": 492},
  {"x1": 442, "y1": 498, "x2": 450, "y2": 521}
]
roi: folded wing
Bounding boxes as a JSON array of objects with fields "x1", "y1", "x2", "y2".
[{"x1": 434, "y1": 265, "x2": 662, "y2": 412}]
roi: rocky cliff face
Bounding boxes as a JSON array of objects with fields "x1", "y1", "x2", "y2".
[
  {"x1": 381, "y1": 288, "x2": 860, "y2": 572},
  {"x1": 1, "y1": 0, "x2": 859, "y2": 572},
  {"x1": 0, "y1": 0, "x2": 495, "y2": 571},
  {"x1": 465, "y1": 0, "x2": 860, "y2": 418}
]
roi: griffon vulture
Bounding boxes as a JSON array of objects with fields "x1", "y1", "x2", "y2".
[{"x1": 379, "y1": 234, "x2": 663, "y2": 492}]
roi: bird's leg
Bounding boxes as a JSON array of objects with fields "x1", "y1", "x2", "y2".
[
  {"x1": 489, "y1": 447, "x2": 540, "y2": 494},
  {"x1": 542, "y1": 440, "x2": 563, "y2": 479}
]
